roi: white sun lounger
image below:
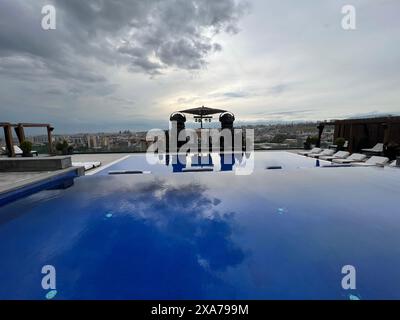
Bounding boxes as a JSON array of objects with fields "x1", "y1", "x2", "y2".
[
  {"x1": 361, "y1": 143, "x2": 384, "y2": 153},
  {"x1": 388, "y1": 160, "x2": 399, "y2": 168},
  {"x1": 1, "y1": 145, "x2": 38, "y2": 156},
  {"x1": 351, "y1": 156, "x2": 389, "y2": 167},
  {"x1": 72, "y1": 161, "x2": 101, "y2": 171},
  {"x1": 332, "y1": 153, "x2": 367, "y2": 164},
  {"x1": 298, "y1": 148, "x2": 322, "y2": 156},
  {"x1": 309, "y1": 149, "x2": 335, "y2": 158},
  {"x1": 320, "y1": 151, "x2": 350, "y2": 161}
]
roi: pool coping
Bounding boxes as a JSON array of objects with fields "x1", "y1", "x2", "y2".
[{"x1": 0, "y1": 166, "x2": 85, "y2": 207}]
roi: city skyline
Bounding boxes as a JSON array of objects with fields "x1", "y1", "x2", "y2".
[
  {"x1": 8, "y1": 121, "x2": 328, "y2": 154},
  {"x1": 1, "y1": 0, "x2": 400, "y2": 133}
]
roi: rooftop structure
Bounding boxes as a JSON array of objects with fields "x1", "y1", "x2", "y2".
[
  {"x1": 318, "y1": 116, "x2": 400, "y2": 154},
  {"x1": 1, "y1": 122, "x2": 54, "y2": 157}
]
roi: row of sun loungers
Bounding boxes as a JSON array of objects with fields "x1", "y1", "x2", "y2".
[{"x1": 298, "y1": 147, "x2": 396, "y2": 167}]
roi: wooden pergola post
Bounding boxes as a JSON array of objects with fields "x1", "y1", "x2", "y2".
[
  {"x1": 14, "y1": 124, "x2": 26, "y2": 144},
  {"x1": 316, "y1": 123, "x2": 325, "y2": 148},
  {"x1": 47, "y1": 126, "x2": 54, "y2": 155},
  {"x1": 2, "y1": 123, "x2": 15, "y2": 157}
]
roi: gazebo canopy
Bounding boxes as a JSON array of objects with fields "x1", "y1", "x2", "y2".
[{"x1": 179, "y1": 106, "x2": 227, "y2": 116}]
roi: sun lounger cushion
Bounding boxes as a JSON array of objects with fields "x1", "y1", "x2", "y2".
[
  {"x1": 320, "y1": 151, "x2": 350, "y2": 161},
  {"x1": 389, "y1": 160, "x2": 399, "y2": 167},
  {"x1": 332, "y1": 153, "x2": 367, "y2": 163},
  {"x1": 1, "y1": 145, "x2": 38, "y2": 156},
  {"x1": 351, "y1": 156, "x2": 389, "y2": 167},
  {"x1": 309, "y1": 149, "x2": 335, "y2": 158},
  {"x1": 298, "y1": 148, "x2": 322, "y2": 156},
  {"x1": 361, "y1": 143, "x2": 384, "y2": 153}
]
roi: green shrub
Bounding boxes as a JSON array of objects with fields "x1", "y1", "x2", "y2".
[
  {"x1": 334, "y1": 137, "x2": 346, "y2": 150},
  {"x1": 307, "y1": 136, "x2": 319, "y2": 145},
  {"x1": 56, "y1": 140, "x2": 68, "y2": 151},
  {"x1": 55, "y1": 140, "x2": 73, "y2": 155},
  {"x1": 20, "y1": 140, "x2": 33, "y2": 156},
  {"x1": 271, "y1": 134, "x2": 288, "y2": 144},
  {"x1": 303, "y1": 136, "x2": 319, "y2": 149}
]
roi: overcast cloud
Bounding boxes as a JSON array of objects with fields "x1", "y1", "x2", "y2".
[{"x1": 0, "y1": 0, "x2": 399, "y2": 133}]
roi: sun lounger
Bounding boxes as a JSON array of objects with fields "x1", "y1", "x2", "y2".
[
  {"x1": 320, "y1": 151, "x2": 350, "y2": 161},
  {"x1": 298, "y1": 147, "x2": 322, "y2": 156},
  {"x1": 72, "y1": 161, "x2": 101, "y2": 171},
  {"x1": 361, "y1": 143, "x2": 384, "y2": 154},
  {"x1": 332, "y1": 153, "x2": 367, "y2": 164},
  {"x1": 388, "y1": 160, "x2": 399, "y2": 168},
  {"x1": 351, "y1": 156, "x2": 389, "y2": 167},
  {"x1": 1, "y1": 145, "x2": 38, "y2": 156},
  {"x1": 309, "y1": 149, "x2": 335, "y2": 158}
]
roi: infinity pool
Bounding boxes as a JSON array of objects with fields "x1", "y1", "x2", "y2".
[{"x1": 0, "y1": 152, "x2": 399, "y2": 299}]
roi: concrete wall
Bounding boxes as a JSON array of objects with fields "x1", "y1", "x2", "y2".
[{"x1": 0, "y1": 156, "x2": 72, "y2": 172}]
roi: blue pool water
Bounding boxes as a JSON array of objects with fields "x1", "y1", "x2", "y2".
[{"x1": 0, "y1": 152, "x2": 399, "y2": 299}]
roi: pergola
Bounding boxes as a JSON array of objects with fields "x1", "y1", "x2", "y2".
[
  {"x1": 1, "y1": 122, "x2": 54, "y2": 157},
  {"x1": 179, "y1": 106, "x2": 228, "y2": 129},
  {"x1": 317, "y1": 116, "x2": 400, "y2": 152}
]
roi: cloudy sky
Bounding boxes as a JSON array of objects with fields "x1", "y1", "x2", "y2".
[{"x1": 0, "y1": 0, "x2": 399, "y2": 133}]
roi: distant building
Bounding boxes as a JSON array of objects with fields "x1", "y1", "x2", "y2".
[{"x1": 87, "y1": 135, "x2": 99, "y2": 149}]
